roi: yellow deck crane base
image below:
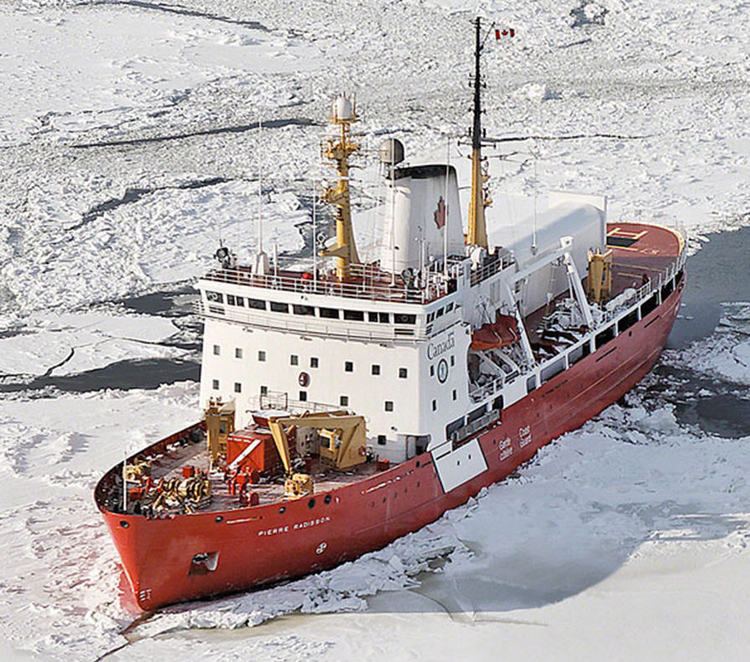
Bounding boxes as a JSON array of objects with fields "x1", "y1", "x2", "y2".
[{"x1": 267, "y1": 411, "x2": 368, "y2": 498}]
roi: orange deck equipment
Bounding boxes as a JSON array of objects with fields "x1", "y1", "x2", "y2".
[{"x1": 225, "y1": 428, "x2": 279, "y2": 474}]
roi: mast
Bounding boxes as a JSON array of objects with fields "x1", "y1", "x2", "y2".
[
  {"x1": 321, "y1": 95, "x2": 361, "y2": 281},
  {"x1": 467, "y1": 16, "x2": 489, "y2": 249}
]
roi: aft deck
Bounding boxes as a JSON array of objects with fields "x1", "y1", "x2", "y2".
[{"x1": 525, "y1": 221, "x2": 684, "y2": 356}]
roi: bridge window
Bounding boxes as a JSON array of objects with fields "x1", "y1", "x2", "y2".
[
  {"x1": 206, "y1": 291, "x2": 223, "y2": 303},
  {"x1": 258, "y1": 350, "x2": 266, "y2": 362},
  {"x1": 345, "y1": 361, "x2": 354, "y2": 372},
  {"x1": 235, "y1": 296, "x2": 245, "y2": 307},
  {"x1": 340, "y1": 395, "x2": 349, "y2": 406},
  {"x1": 344, "y1": 310, "x2": 364, "y2": 321},
  {"x1": 399, "y1": 367, "x2": 408, "y2": 379},
  {"x1": 371, "y1": 364, "x2": 380, "y2": 375},
  {"x1": 299, "y1": 391, "x2": 307, "y2": 401},
  {"x1": 270, "y1": 302, "x2": 289, "y2": 313},
  {"x1": 310, "y1": 357, "x2": 319, "y2": 368},
  {"x1": 385, "y1": 401, "x2": 394, "y2": 412},
  {"x1": 320, "y1": 307, "x2": 339, "y2": 319},
  {"x1": 293, "y1": 304, "x2": 315, "y2": 316},
  {"x1": 377, "y1": 435, "x2": 387, "y2": 446},
  {"x1": 394, "y1": 313, "x2": 416, "y2": 325},
  {"x1": 290, "y1": 355, "x2": 299, "y2": 366},
  {"x1": 226, "y1": 294, "x2": 236, "y2": 305},
  {"x1": 247, "y1": 298, "x2": 265, "y2": 310}
]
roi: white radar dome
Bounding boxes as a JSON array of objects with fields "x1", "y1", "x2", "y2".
[{"x1": 332, "y1": 95, "x2": 354, "y2": 121}]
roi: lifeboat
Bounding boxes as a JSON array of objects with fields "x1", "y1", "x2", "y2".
[{"x1": 471, "y1": 314, "x2": 519, "y2": 351}]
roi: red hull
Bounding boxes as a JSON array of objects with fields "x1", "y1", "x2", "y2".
[{"x1": 99, "y1": 278, "x2": 684, "y2": 611}]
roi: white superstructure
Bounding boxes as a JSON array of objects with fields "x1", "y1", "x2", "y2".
[{"x1": 197, "y1": 129, "x2": 610, "y2": 463}]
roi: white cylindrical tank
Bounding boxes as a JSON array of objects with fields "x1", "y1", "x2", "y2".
[{"x1": 488, "y1": 196, "x2": 606, "y2": 317}]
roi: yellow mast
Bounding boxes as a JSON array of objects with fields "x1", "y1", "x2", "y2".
[
  {"x1": 320, "y1": 95, "x2": 360, "y2": 281},
  {"x1": 467, "y1": 17, "x2": 491, "y2": 249}
]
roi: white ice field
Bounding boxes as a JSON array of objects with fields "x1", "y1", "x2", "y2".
[{"x1": 1, "y1": 0, "x2": 749, "y2": 660}]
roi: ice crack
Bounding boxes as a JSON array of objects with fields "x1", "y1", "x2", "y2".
[
  {"x1": 70, "y1": 118, "x2": 318, "y2": 150},
  {"x1": 66, "y1": 177, "x2": 231, "y2": 232},
  {"x1": 87, "y1": 0, "x2": 269, "y2": 30}
]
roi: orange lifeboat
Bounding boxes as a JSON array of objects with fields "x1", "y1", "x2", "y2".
[{"x1": 471, "y1": 314, "x2": 519, "y2": 351}]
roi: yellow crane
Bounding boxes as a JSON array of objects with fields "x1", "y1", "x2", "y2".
[{"x1": 267, "y1": 411, "x2": 368, "y2": 498}]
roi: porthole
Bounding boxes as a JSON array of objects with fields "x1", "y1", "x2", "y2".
[
  {"x1": 119, "y1": 520, "x2": 129, "y2": 528},
  {"x1": 215, "y1": 515, "x2": 223, "y2": 523},
  {"x1": 279, "y1": 506, "x2": 286, "y2": 514},
  {"x1": 324, "y1": 494, "x2": 332, "y2": 504},
  {"x1": 308, "y1": 498, "x2": 316, "y2": 509},
  {"x1": 416, "y1": 460, "x2": 421, "y2": 467}
]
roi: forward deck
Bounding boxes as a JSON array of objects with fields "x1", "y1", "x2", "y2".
[{"x1": 129, "y1": 431, "x2": 383, "y2": 514}]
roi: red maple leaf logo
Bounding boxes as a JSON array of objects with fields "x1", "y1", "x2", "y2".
[{"x1": 434, "y1": 196, "x2": 446, "y2": 230}]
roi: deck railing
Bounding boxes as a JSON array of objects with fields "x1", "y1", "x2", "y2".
[
  {"x1": 201, "y1": 264, "x2": 449, "y2": 305},
  {"x1": 201, "y1": 249, "x2": 515, "y2": 306},
  {"x1": 602, "y1": 249, "x2": 687, "y2": 325}
]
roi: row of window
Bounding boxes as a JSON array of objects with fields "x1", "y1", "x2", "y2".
[
  {"x1": 426, "y1": 302, "x2": 455, "y2": 323},
  {"x1": 211, "y1": 345, "x2": 410, "y2": 378},
  {"x1": 206, "y1": 291, "x2": 416, "y2": 325},
  {"x1": 209, "y1": 380, "x2": 399, "y2": 413},
  {"x1": 209, "y1": 381, "x2": 456, "y2": 413}
]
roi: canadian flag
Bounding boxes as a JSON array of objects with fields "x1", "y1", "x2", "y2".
[{"x1": 495, "y1": 27, "x2": 516, "y2": 40}]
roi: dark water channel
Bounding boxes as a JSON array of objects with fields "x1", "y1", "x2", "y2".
[{"x1": 646, "y1": 226, "x2": 750, "y2": 438}]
